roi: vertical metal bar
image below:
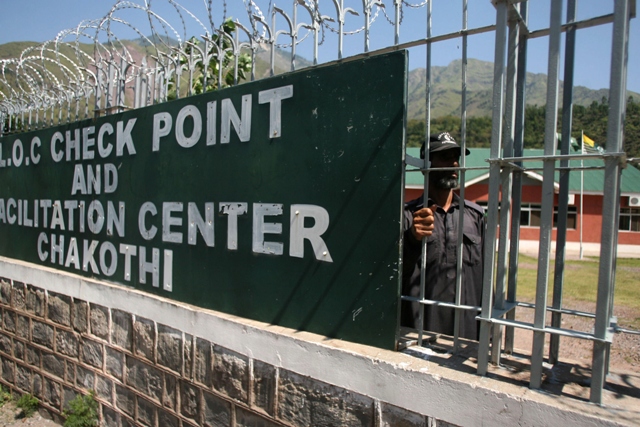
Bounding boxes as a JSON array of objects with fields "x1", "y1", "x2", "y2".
[
  {"x1": 605, "y1": 168, "x2": 622, "y2": 375},
  {"x1": 270, "y1": 11, "x2": 277, "y2": 76},
  {"x1": 491, "y1": 2, "x2": 519, "y2": 365},
  {"x1": 394, "y1": 0, "x2": 401, "y2": 46},
  {"x1": 364, "y1": 0, "x2": 371, "y2": 52},
  {"x1": 530, "y1": 0, "x2": 563, "y2": 390},
  {"x1": 106, "y1": 61, "x2": 114, "y2": 112},
  {"x1": 591, "y1": 0, "x2": 630, "y2": 405},
  {"x1": 417, "y1": 0, "x2": 432, "y2": 348},
  {"x1": 550, "y1": 0, "x2": 577, "y2": 366},
  {"x1": 338, "y1": 0, "x2": 345, "y2": 59},
  {"x1": 477, "y1": 0, "x2": 508, "y2": 375},
  {"x1": 292, "y1": 4, "x2": 299, "y2": 70},
  {"x1": 453, "y1": 0, "x2": 468, "y2": 352},
  {"x1": 217, "y1": 35, "x2": 224, "y2": 90},
  {"x1": 134, "y1": 67, "x2": 141, "y2": 109},
  {"x1": 506, "y1": 1, "x2": 529, "y2": 355},
  {"x1": 188, "y1": 46, "x2": 195, "y2": 97}
]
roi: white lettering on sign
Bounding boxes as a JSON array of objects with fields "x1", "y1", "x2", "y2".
[
  {"x1": 0, "y1": 198, "x2": 125, "y2": 238},
  {"x1": 0, "y1": 79, "x2": 338, "y2": 299},
  {"x1": 71, "y1": 163, "x2": 119, "y2": 195},
  {"x1": 219, "y1": 202, "x2": 247, "y2": 250},
  {"x1": 134, "y1": 201, "x2": 332, "y2": 262},
  {"x1": 176, "y1": 105, "x2": 202, "y2": 148},
  {"x1": 258, "y1": 85, "x2": 293, "y2": 138},
  {"x1": 221, "y1": 95, "x2": 252, "y2": 143},
  {"x1": 49, "y1": 120, "x2": 136, "y2": 163},
  {"x1": 252, "y1": 203, "x2": 283, "y2": 255},
  {"x1": 37, "y1": 232, "x2": 173, "y2": 291},
  {"x1": 0, "y1": 137, "x2": 41, "y2": 167},
  {"x1": 290, "y1": 204, "x2": 333, "y2": 262},
  {"x1": 151, "y1": 84, "x2": 293, "y2": 150}
]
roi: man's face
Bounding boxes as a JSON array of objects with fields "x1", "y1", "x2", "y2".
[{"x1": 430, "y1": 149, "x2": 460, "y2": 189}]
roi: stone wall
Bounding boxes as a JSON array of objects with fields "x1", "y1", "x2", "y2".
[
  {"x1": 0, "y1": 276, "x2": 434, "y2": 427},
  {"x1": 0, "y1": 258, "x2": 628, "y2": 427}
]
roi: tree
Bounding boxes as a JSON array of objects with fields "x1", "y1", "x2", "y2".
[{"x1": 168, "y1": 18, "x2": 252, "y2": 99}]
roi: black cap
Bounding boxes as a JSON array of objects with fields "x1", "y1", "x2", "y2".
[{"x1": 420, "y1": 132, "x2": 470, "y2": 159}]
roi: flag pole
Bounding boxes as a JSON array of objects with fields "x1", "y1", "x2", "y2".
[{"x1": 580, "y1": 129, "x2": 584, "y2": 259}]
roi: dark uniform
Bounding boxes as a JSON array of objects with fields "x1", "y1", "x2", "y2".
[{"x1": 401, "y1": 193, "x2": 485, "y2": 340}]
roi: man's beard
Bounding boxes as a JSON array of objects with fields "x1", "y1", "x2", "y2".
[{"x1": 433, "y1": 174, "x2": 459, "y2": 189}]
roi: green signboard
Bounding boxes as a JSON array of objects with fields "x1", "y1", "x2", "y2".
[{"x1": 0, "y1": 51, "x2": 407, "y2": 349}]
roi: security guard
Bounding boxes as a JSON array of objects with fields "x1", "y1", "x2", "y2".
[{"x1": 401, "y1": 132, "x2": 484, "y2": 340}]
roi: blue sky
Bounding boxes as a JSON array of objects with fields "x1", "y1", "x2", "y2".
[{"x1": 1, "y1": 0, "x2": 638, "y2": 93}]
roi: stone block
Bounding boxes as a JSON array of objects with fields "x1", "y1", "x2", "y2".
[
  {"x1": 180, "y1": 380, "x2": 201, "y2": 422},
  {"x1": 32, "y1": 320, "x2": 54, "y2": 348},
  {"x1": 432, "y1": 418, "x2": 460, "y2": 427},
  {"x1": 3, "y1": 309, "x2": 16, "y2": 333},
  {"x1": 125, "y1": 357, "x2": 163, "y2": 402},
  {"x1": 158, "y1": 409, "x2": 180, "y2": 427},
  {"x1": 2, "y1": 356, "x2": 15, "y2": 383},
  {"x1": 62, "y1": 386, "x2": 77, "y2": 411},
  {"x1": 26, "y1": 285, "x2": 46, "y2": 317},
  {"x1": 194, "y1": 337, "x2": 212, "y2": 385},
  {"x1": 236, "y1": 406, "x2": 280, "y2": 427},
  {"x1": 133, "y1": 317, "x2": 155, "y2": 362},
  {"x1": 121, "y1": 415, "x2": 136, "y2": 427},
  {"x1": 115, "y1": 383, "x2": 136, "y2": 417},
  {"x1": 213, "y1": 345, "x2": 248, "y2": 403},
  {"x1": 96, "y1": 374, "x2": 113, "y2": 403},
  {"x1": 0, "y1": 332, "x2": 12, "y2": 356},
  {"x1": 106, "y1": 347, "x2": 124, "y2": 381},
  {"x1": 89, "y1": 303, "x2": 109, "y2": 340},
  {"x1": 33, "y1": 373, "x2": 43, "y2": 398},
  {"x1": 16, "y1": 315, "x2": 30, "y2": 340},
  {"x1": 163, "y1": 372, "x2": 178, "y2": 411},
  {"x1": 202, "y1": 390, "x2": 231, "y2": 427},
  {"x1": 43, "y1": 376, "x2": 62, "y2": 408},
  {"x1": 102, "y1": 405, "x2": 119, "y2": 427},
  {"x1": 47, "y1": 292, "x2": 72, "y2": 327},
  {"x1": 65, "y1": 360, "x2": 76, "y2": 384},
  {"x1": 0, "y1": 279, "x2": 11, "y2": 305},
  {"x1": 184, "y1": 333, "x2": 193, "y2": 378},
  {"x1": 26, "y1": 344, "x2": 40, "y2": 366},
  {"x1": 14, "y1": 340, "x2": 24, "y2": 360},
  {"x1": 137, "y1": 395, "x2": 158, "y2": 427},
  {"x1": 111, "y1": 309, "x2": 132, "y2": 351},
  {"x1": 380, "y1": 402, "x2": 427, "y2": 427},
  {"x1": 15, "y1": 364, "x2": 31, "y2": 392},
  {"x1": 73, "y1": 300, "x2": 88, "y2": 333},
  {"x1": 157, "y1": 324, "x2": 182, "y2": 374},
  {"x1": 277, "y1": 369, "x2": 374, "y2": 427},
  {"x1": 56, "y1": 329, "x2": 79, "y2": 358},
  {"x1": 80, "y1": 338, "x2": 104, "y2": 369},
  {"x1": 75, "y1": 364, "x2": 95, "y2": 389},
  {"x1": 42, "y1": 352, "x2": 65, "y2": 379},
  {"x1": 252, "y1": 360, "x2": 276, "y2": 416},
  {"x1": 11, "y1": 281, "x2": 26, "y2": 310}
]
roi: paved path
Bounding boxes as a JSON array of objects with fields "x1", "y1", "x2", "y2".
[{"x1": 518, "y1": 240, "x2": 639, "y2": 259}]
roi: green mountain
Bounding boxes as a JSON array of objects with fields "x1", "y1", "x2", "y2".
[
  {"x1": 1, "y1": 39, "x2": 635, "y2": 117},
  {"x1": 407, "y1": 58, "x2": 640, "y2": 120}
]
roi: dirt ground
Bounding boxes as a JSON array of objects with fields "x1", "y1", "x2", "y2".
[
  {"x1": 511, "y1": 298, "x2": 640, "y2": 373},
  {"x1": 0, "y1": 401, "x2": 60, "y2": 427}
]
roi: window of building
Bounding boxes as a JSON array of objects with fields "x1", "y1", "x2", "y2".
[
  {"x1": 476, "y1": 203, "x2": 577, "y2": 229},
  {"x1": 520, "y1": 204, "x2": 577, "y2": 229},
  {"x1": 619, "y1": 207, "x2": 640, "y2": 232}
]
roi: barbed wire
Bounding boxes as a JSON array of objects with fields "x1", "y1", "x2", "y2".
[{"x1": 0, "y1": 0, "x2": 422, "y2": 134}]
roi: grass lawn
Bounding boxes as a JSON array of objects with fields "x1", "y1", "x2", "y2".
[{"x1": 508, "y1": 254, "x2": 640, "y2": 329}]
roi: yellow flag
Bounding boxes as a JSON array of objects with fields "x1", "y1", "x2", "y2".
[{"x1": 583, "y1": 134, "x2": 595, "y2": 147}]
